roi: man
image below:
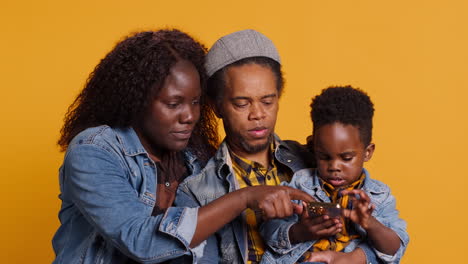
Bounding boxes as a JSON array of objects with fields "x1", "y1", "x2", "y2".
[{"x1": 176, "y1": 29, "x2": 378, "y2": 264}]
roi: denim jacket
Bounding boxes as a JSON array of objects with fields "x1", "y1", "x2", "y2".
[
  {"x1": 260, "y1": 168, "x2": 409, "y2": 264},
  {"x1": 52, "y1": 125, "x2": 203, "y2": 264},
  {"x1": 175, "y1": 135, "x2": 314, "y2": 264}
]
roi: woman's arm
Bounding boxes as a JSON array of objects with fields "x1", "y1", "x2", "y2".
[
  {"x1": 65, "y1": 144, "x2": 196, "y2": 263},
  {"x1": 190, "y1": 185, "x2": 314, "y2": 247}
]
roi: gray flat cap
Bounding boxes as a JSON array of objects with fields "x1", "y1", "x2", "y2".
[{"x1": 205, "y1": 29, "x2": 281, "y2": 77}]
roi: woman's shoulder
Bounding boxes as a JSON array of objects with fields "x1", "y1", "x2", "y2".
[{"x1": 68, "y1": 125, "x2": 118, "y2": 149}]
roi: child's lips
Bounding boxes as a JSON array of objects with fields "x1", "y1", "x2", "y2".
[{"x1": 327, "y1": 177, "x2": 345, "y2": 187}]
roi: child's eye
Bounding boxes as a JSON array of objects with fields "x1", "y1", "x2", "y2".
[{"x1": 342, "y1": 156, "x2": 353, "y2": 161}]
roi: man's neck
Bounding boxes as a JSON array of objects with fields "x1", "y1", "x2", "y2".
[{"x1": 228, "y1": 146, "x2": 271, "y2": 168}]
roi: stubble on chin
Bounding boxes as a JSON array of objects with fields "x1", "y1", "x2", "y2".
[{"x1": 240, "y1": 133, "x2": 274, "y2": 154}]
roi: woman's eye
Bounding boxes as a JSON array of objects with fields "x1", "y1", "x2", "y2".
[{"x1": 166, "y1": 103, "x2": 179, "y2": 108}]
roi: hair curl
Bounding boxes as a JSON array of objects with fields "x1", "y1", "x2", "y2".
[
  {"x1": 207, "y1": 56, "x2": 284, "y2": 104},
  {"x1": 58, "y1": 29, "x2": 218, "y2": 163},
  {"x1": 310, "y1": 85, "x2": 374, "y2": 146}
]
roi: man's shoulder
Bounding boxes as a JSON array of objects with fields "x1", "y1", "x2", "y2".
[
  {"x1": 179, "y1": 154, "x2": 232, "y2": 205},
  {"x1": 275, "y1": 137, "x2": 316, "y2": 169}
]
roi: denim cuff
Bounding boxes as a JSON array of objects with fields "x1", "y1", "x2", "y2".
[
  {"x1": 357, "y1": 243, "x2": 380, "y2": 264},
  {"x1": 159, "y1": 207, "x2": 198, "y2": 247},
  {"x1": 267, "y1": 221, "x2": 296, "y2": 254}
]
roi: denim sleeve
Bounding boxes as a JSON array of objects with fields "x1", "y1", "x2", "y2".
[
  {"x1": 191, "y1": 234, "x2": 219, "y2": 263},
  {"x1": 64, "y1": 144, "x2": 198, "y2": 263},
  {"x1": 372, "y1": 189, "x2": 409, "y2": 263},
  {"x1": 173, "y1": 182, "x2": 221, "y2": 262},
  {"x1": 357, "y1": 242, "x2": 382, "y2": 264}
]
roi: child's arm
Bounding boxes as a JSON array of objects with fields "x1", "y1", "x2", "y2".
[{"x1": 341, "y1": 189, "x2": 401, "y2": 255}]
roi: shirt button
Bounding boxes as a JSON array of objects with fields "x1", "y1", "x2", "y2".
[
  {"x1": 165, "y1": 182, "x2": 170, "y2": 187},
  {"x1": 267, "y1": 175, "x2": 272, "y2": 180},
  {"x1": 287, "y1": 159, "x2": 291, "y2": 162}
]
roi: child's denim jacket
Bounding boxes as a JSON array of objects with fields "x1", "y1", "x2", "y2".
[
  {"x1": 175, "y1": 136, "x2": 312, "y2": 263},
  {"x1": 260, "y1": 168, "x2": 409, "y2": 264},
  {"x1": 52, "y1": 126, "x2": 203, "y2": 264}
]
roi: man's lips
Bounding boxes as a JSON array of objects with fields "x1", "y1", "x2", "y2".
[
  {"x1": 247, "y1": 127, "x2": 268, "y2": 138},
  {"x1": 171, "y1": 130, "x2": 192, "y2": 140}
]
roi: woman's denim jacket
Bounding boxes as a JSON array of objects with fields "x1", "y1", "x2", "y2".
[
  {"x1": 175, "y1": 136, "x2": 380, "y2": 264},
  {"x1": 52, "y1": 126, "x2": 203, "y2": 264},
  {"x1": 260, "y1": 168, "x2": 409, "y2": 264}
]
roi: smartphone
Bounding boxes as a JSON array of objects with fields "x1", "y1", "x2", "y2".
[{"x1": 306, "y1": 202, "x2": 342, "y2": 218}]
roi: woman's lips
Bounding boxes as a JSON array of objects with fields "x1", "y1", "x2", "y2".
[{"x1": 171, "y1": 130, "x2": 192, "y2": 140}]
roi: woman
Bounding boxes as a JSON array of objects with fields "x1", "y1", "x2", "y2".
[{"x1": 53, "y1": 29, "x2": 311, "y2": 264}]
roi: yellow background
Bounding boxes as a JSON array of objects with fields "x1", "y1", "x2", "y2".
[{"x1": 1, "y1": 0, "x2": 467, "y2": 263}]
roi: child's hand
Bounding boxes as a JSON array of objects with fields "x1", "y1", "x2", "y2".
[
  {"x1": 340, "y1": 189, "x2": 375, "y2": 229},
  {"x1": 289, "y1": 202, "x2": 342, "y2": 243}
]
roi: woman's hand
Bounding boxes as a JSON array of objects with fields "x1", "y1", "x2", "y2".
[{"x1": 243, "y1": 185, "x2": 314, "y2": 220}]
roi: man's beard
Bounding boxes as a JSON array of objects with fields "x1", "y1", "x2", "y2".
[{"x1": 238, "y1": 133, "x2": 274, "y2": 154}]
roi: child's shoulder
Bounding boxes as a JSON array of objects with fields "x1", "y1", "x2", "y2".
[
  {"x1": 362, "y1": 171, "x2": 392, "y2": 194},
  {"x1": 288, "y1": 168, "x2": 319, "y2": 190}
]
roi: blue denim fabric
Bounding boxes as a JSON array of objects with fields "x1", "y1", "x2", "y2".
[
  {"x1": 260, "y1": 168, "x2": 409, "y2": 264},
  {"x1": 52, "y1": 126, "x2": 203, "y2": 264},
  {"x1": 175, "y1": 136, "x2": 313, "y2": 264}
]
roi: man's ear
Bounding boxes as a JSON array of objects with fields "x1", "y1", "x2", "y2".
[{"x1": 364, "y1": 143, "x2": 375, "y2": 162}]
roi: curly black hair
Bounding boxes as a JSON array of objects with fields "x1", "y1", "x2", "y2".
[
  {"x1": 207, "y1": 56, "x2": 284, "y2": 105},
  {"x1": 58, "y1": 29, "x2": 218, "y2": 163},
  {"x1": 310, "y1": 85, "x2": 374, "y2": 146}
]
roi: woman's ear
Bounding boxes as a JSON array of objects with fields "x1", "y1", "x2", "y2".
[{"x1": 364, "y1": 143, "x2": 375, "y2": 162}]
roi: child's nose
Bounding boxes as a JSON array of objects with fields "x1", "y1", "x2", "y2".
[{"x1": 327, "y1": 159, "x2": 340, "y2": 171}]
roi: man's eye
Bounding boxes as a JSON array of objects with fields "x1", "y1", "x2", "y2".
[
  {"x1": 233, "y1": 101, "x2": 248, "y2": 107},
  {"x1": 262, "y1": 100, "x2": 273, "y2": 105}
]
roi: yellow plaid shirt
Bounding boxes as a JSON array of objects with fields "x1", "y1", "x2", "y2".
[{"x1": 229, "y1": 144, "x2": 291, "y2": 263}]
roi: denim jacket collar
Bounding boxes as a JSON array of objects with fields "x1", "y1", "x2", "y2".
[
  {"x1": 300, "y1": 168, "x2": 387, "y2": 199},
  {"x1": 114, "y1": 127, "x2": 147, "y2": 156},
  {"x1": 212, "y1": 134, "x2": 302, "y2": 180}
]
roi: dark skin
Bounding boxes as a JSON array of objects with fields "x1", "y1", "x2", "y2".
[
  {"x1": 192, "y1": 63, "x2": 315, "y2": 247},
  {"x1": 303, "y1": 123, "x2": 400, "y2": 262},
  {"x1": 192, "y1": 185, "x2": 313, "y2": 247},
  {"x1": 136, "y1": 60, "x2": 314, "y2": 248}
]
